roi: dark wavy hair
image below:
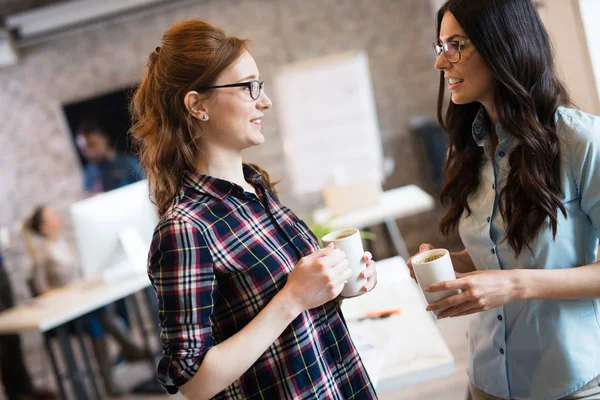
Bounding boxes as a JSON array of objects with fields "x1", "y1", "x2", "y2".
[
  {"x1": 436, "y1": 0, "x2": 570, "y2": 256},
  {"x1": 130, "y1": 20, "x2": 277, "y2": 216}
]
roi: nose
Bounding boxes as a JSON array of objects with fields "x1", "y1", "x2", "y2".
[
  {"x1": 434, "y1": 52, "x2": 451, "y2": 72},
  {"x1": 258, "y1": 90, "x2": 272, "y2": 110}
]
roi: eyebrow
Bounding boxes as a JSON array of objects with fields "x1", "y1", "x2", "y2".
[
  {"x1": 438, "y1": 34, "x2": 468, "y2": 43},
  {"x1": 237, "y1": 74, "x2": 259, "y2": 82}
]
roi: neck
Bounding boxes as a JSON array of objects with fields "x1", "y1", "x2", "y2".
[
  {"x1": 481, "y1": 101, "x2": 499, "y2": 126},
  {"x1": 195, "y1": 146, "x2": 249, "y2": 190}
]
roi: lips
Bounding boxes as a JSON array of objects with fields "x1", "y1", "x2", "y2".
[{"x1": 447, "y1": 77, "x2": 464, "y2": 84}]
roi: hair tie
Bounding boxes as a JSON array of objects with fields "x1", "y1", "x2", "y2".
[{"x1": 154, "y1": 46, "x2": 161, "y2": 55}]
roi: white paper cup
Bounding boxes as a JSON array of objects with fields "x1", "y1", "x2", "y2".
[
  {"x1": 411, "y1": 248, "x2": 459, "y2": 314},
  {"x1": 322, "y1": 228, "x2": 367, "y2": 297}
]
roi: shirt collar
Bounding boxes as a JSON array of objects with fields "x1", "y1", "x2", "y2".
[
  {"x1": 471, "y1": 105, "x2": 515, "y2": 149},
  {"x1": 182, "y1": 164, "x2": 263, "y2": 200}
]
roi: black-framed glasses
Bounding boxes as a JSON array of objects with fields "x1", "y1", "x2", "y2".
[
  {"x1": 198, "y1": 80, "x2": 264, "y2": 100},
  {"x1": 432, "y1": 40, "x2": 471, "y2": 63}
]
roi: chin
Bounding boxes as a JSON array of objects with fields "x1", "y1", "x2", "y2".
[
  {"x1": 450, "y1": 90, "x2": 481, "y2": 106},
  {"x1": 248, "y1": 132, "x2": 265, "y2": 146},
  {"x1": 451, "y1": 94, "x2": 469, "y2": 105}
]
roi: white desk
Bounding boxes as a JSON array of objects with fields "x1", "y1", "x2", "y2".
[
  {"x1": 0, "y1": 273, "x2": 151, "y2": 334},
  {"x1": 0, "y1": 272, "x2": 154, "y2": 400},
  {"x1": 313, "y1": 185, "x2": 436, "y2": 258},
  {"x1": 0, "y1": 255, "x2": 452, "y2": 397},
  {"x1": 342, "y1": 256, "x2": 455, "y2": 392}
]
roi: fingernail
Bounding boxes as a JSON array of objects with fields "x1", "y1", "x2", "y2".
[
  {"x1": 426, "y1": 306, "x2": 432, "y2": 311},
  {"x1": 423, "y1": 288, "x2": 430, "y2": 292},
  {"x1": 363, "y1": 286, "x2": 368, "y2": 292}
]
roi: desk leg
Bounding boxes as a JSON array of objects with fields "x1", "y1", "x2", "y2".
[
  {"x1": 384, "y1": 218, "x2": 410, "y2": 259},
  {"x1": 44, "y1": 332, "x2": 68, "y2": 400},
  {"x1": 56, "y1": 325, "x2": 89, "y2": 400},
  {"x1": 73, "y1": 319, "x2": 102, "y2": 400}
]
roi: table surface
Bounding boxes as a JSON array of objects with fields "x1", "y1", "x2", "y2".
[
  {"x1": 312, "y1": 185, "x2": 436, "y2": 230},
  {"x1": 0, "y1": 271, "x2": 150, "y2": 333},
  {"x1": 341, "y1": 256, "x2": 455, "y2": 392},
  {"x1": 0, "y1": 256, "x2": 455, "y2": 392}
]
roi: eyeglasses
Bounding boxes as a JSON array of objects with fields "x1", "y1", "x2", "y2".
[
  {"x1": 432, "y1": 40, "x2": 471, "y2": 63},
  {"x1": 197, "y1": 80, "x2": 264, "y2": 100}
]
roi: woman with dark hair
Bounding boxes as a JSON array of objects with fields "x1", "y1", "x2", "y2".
[
  {"x1": 130, "y1": 20, "x2": 377, "y2": 399},
  {"x1": 407, "y1": 0, "x2": 600, "y2": 399}
]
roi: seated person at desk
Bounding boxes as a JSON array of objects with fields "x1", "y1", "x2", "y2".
[
  {"x1": 76, "y1": 122, "x2": 143, "y2": 196},
  {"x1": 23, "y1": 205, "x2": 148, "y2": 396}
]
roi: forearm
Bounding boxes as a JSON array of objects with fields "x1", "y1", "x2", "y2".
[
  {"x1": 450, "y1": 249, "x2": 476, "y2": 273},
  {"x1": 516, "y1": 262, "x2": 600, "y2": 300},
  {"x1": 180, "y1": 288, "x2": 301, "y2": 400}
]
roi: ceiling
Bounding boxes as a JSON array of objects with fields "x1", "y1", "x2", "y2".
[{"x1": 0, "y1": 0, "x2": 70, "y2": 19}]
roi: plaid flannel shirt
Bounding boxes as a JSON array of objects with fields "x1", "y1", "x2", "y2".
[{"x1": 148, "y1": 165, "x2": 377, "y2": 399}]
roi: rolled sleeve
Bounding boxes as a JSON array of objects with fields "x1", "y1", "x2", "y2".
[
  {"x1": 569, "y1": 110, "x2": 600, "y2": 237},
  {"x1": 148, "y1": 217, "x2": 218, "y2": 392}
]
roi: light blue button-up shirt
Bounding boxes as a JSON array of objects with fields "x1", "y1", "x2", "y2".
[{"x1": 459, "y1": 106, "x2": 600, "y2": 400}]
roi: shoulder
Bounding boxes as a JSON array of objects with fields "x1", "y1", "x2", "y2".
[
  {"x1": 557, "y1": 107, "x2": 600, "y2": 147},
  {"x1": 155, "y1": 187, "x2": 227, "y2": 238},
  {"x1": 556, "y1": 107, "x2": 600, "y2": 189},
  {"x1": 114, "y1": 152, "x2": 140, "y2": 168}
]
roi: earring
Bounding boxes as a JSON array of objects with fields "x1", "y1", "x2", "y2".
[{"x1": 200, "y1": 114, "x2": 209, "y2": 121}]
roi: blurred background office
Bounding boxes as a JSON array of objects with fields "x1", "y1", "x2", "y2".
[{"x1": 1, "y1": 0, "x2": 599, "y2": 399}]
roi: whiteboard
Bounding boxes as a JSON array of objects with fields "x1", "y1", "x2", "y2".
[{"x1": 273, "y1": 51, "x2": 384, "y2": 196}]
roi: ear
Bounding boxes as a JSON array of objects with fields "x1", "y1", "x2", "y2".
[{"x1": 184, "y1": 91, "x2": 210, "y2": 121}]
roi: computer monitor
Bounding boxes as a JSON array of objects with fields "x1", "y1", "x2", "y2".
[{"x1": 70, "y1": 180, "x2": 159, "y2": 280}]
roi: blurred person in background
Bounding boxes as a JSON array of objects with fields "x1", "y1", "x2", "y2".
[
  {"x1": 409, "y1": 0, "x2": 600, "y2": 399},
  {"x1": 130, "y1": 20, "x2": 378, "y2": 399},
  {"x1": 0, "y1": 226, "x2": 57, "y2": 400},
  {"x1": 76, "y1": 122, "x2": 143, "y2": 336},
  {"x1": 76, "y1": 122, "x2": 143, "y2": 196},
  {"x1": 22, "y1": 206, "x2": 149, "y2": 396}
]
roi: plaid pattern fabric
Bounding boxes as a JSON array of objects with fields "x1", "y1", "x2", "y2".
[{"x1": 148, "y1": 165, "x2": 377, "y2": 399}]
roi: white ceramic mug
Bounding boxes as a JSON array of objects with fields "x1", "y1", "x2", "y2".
[
  {"x1": 411, "y1": 248, "x2": 459, "y2": 314},
  {"x1": 322, "y1": 228, "x2": 367, "y2": 297}
]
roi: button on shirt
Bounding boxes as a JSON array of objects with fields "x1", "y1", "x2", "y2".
[
  {"x1": 459, "y1": 107, "x2": 600, "y2": 400},
  {"x1": 148, "y1": 165, "x2": 376, "y2": 400}
]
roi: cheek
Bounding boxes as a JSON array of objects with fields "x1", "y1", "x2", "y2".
[
  {"x1": 469, "y1": 60, "x2": 495, "y2": 93},
  {"x1": 218, "y1": 99, "x2": 249, "y2": 122}
]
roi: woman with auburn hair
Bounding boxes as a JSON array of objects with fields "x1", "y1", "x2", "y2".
[
  {"x1": 130, "y1": 20, "x2": 377, "y2": 400},
  {"x1": 407, "y1": 0, "x2": 600, "y2": 399}
]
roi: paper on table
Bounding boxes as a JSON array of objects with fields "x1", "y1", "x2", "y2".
[
  {"x1": 346, "y1": 319, "x2": 393, "y2": 388},
  {"x1": 341, "y1": 262, "x2": 409, "y2": 320}
]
